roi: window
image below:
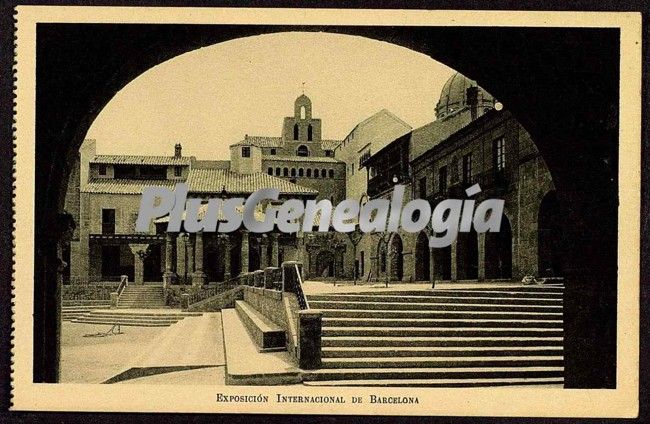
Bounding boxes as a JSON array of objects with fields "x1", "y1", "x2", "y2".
[
  {"x1": 493, "y1": 137, "x2": 506, "y2": 172},
  {"x1": 462, "y1": 153, "x2": 473, "y2": 185},
  {"x1": 438, "y1": 166, "x2": 448, "y2": 194},
  {"x1": 306, "y1": 169, "x2": 312, "y2": 178},
  {"x1": 267, "y1": 167, "x2": 273, "y2": 175},
  {"x1": 98, "y1": 164, "x2": 107, "y2": 176},
  {"x1": 328, "y1": 169, "x2": 334, "y2": 178},
  {"x1": 359, "y1": 150, "x2": 371, "y2": 166},
  {"x1": 321, "y1": 169, "x2": 327, "y2": 178},
  {"x1": 173, "y1": 166, "x2": 182, "y2": 177},
  {"x1": 270, "y1": 148, "x2": 276, "y2": 155},
  {"x1": 307, "y1": 124, "x2": 313, "y2": 141},
  {"x1": 293, "y1": 124, "x2": 299, "y2": 140},
  {"x1": 291, "y1": 168, "x2": 296, "y2": 177},
  {"x1": 283, "y1": 168, "x2": 289, "y2": 177},
  {"x1": 298, "y1": 168, "x2": 304, "y2": 177},
  {"x1": 242, "y1": 146, "x2": 251, "y2": 157},
  {"x1": 419, "y1": 177, "x2": 427, "y2": 199},
  {"x1": 325, "y1": 150, "x2": 333, "y2": 157},
  {"x1": 314, "y1": 169, "x2": 319, "y2": 178},
  {"x1": 101, "y1": 209, "x2": 116, "y2": 235},
  {"x1": 296, "y1": 145, "x2": 309, "y2": 157},
  {"x1": 300, "y1": 106, "x2": 306, "y2": 120},
  {"x1": 350, "y1": 162, "x2": 355, "y2": 176},
  {"x1": 275, "y1": 167, "x2": 281, "y2": 176}
]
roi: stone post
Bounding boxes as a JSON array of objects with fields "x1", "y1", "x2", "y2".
[
  {"x1": 478, "y1": 232, "x2": 486, "y2": 281},
  {"x1": 192, "y1": 231, "x2": 207, "y2": 286},
  {"x1": 253, "y1": 270, "x2": 264, "y2": 287},
  {"x1": 187, "y1": 234, "x2": 195, "y2": 275},
  {"x1": 163, "y1": 233, "x2": 177, "y2": 288},
  {"x1": 429, "y1": 246, "x2": 436, "y2": 288},
  {"x1": 281, "y1": 261, "x2": 303, "y2": 293},
  {"x1": 270, "y1": 233, "x2": 279, "y2": 267},
  {"x1": 298, "y1": 310, "x2": 323, "y2": 370},
  {"x1": 221, "y1": 234, "x2": 231, "y2": 281},
  {"x1": 129, "y1": 243, "x2": 149, "y2": 285},
  {"x1": 264, "y1": 267, "x2": 280, "y2": 289},
  {"x1": 180, "y1": 293, "x2": 190, "y2": 310},
  {"x1": 110, "y1": 292, "x2": 118, "y2": 309},
  {"x1": 450, "y1": 239, "x2": 458, "y2": 281},
  {"x1": 259, "y1": 235, "x2": 268, "y2": 268},
  {"x1": 240, "y1": 230, "x2": 249, "y2": 274}
]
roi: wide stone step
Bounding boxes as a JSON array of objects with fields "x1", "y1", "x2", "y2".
[
  {"x1": 334, "y1": 289, "x2": 564, "y2": 299},
  {"x1": 321, "y1": 355, "x2": 564, "y2": 369},
  {"x1": 322, "y1": 326, "x2": 563, "y2": 338},
  {"x1": 322, "y1": 317, "x2": 563, "y2": 328},
  {"x1": 307, "y1": 294, "x2": 562, "y2": 305},
  {"x1": 70, "y1": 319, "x2": 174, "y2": 327},
  {"x1": 309, "y1": 301, "x2": 562, "y2": 312},
  {"x1": 322, "y1": 346, "x2": 564, "y2": 358},
  {"x1": 235, "y1": 300, "x2": 286, "y2": 351},
  {"x1": 303, "y1": 376, "x2": 564, "y2": 387},
  {"x1": 302, "y1": 366, "x2": 564, "y2": 381},
  {"x1": 74, "y1": 314, "x2": 181, "y2": 322},
  {"x1": 318, "y1": 309, "x2": 563, "y2": 320},
  {"x1": 322, "y1": 336, "x2": 563, "y2": 348}
]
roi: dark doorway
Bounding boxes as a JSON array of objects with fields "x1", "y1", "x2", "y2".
[
  {"x1": 389, "y1": 234, "x2": 404, "y2": 281},
  {"x1": 485, "y1": 216, "x2": 513, "y2": 279},
  {"x1": 143, "y1": 244, "x2": 162, "y2": 282},
  {"x1": 415, "y1": 231, "x2": 430, "y2": 281},
  {"x1": 433, "y1": 245, "x2": 452, "y2": 280},
  {"x1": 456, "y1": 228, "x2": 478, "y2": 280},
  {"x1": 538, "y1": 190, "x2": 564, "y2": 277},
  {"x1": 100, "y1": 245, "x2": 120, "y2": 278}
]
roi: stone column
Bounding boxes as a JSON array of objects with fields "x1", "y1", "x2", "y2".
[
  {"x1": 192, "y1": 231, "x2": 207, "y2": 286},
  {"x1": 298, "y1": 310, "x2": 323, "y2": 370},
  {"x1": 129, "y1": 243, "x2": 149, "y2": 285},
  {"x1": 187, "y1": 234, "x2": 195, "y2": 275},
  {"x1": 259, "y1": 235, "x2": 268, "y2": 268},
  {"x1": 270, "y1": 233, "x2": 279, "y2": 267},
  {"x1": 478, "y1": 232, "x2": 486, "y2": 281},
  {"x1": 450, "y1": 239, "x2": 458, "y2": 281},
  {"x1": 429, "y1": 246, "x2": 436, "y2": 288},
  {"x1": 240, "y1": 230, "x2": 249, "y2": 274},
  {"x1": 221, "y1": 234, "x2": 231, "y2": 281},
  {"x1": 163, "y1": 233, "x2": 177, "y2": 287}
]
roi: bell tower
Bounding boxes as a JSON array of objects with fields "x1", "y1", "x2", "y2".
[{"x1": 282, "y1": 93, "x2": 322, "y2": 142}]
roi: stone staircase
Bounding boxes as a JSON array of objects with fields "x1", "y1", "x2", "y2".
[
  {"x1": 303, "y1": 285, "x2": 564, "y2": 387},
  {"x1": 71, "y1": 309, "x2": 203, "y2": 327},
  {"x1": 117, "y1": 285, "x2": 165, "y2": 309},
  {"x1": 62, "y1": 305, "x2": 110, "y2": 321}
]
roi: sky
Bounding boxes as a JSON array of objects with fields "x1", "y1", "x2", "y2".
[{"x1": 86, "y1": 32, "x2": 456, "y2": 160}]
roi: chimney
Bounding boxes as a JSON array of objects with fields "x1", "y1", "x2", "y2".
[
  {"x1": 466, "y1": 86, "x2": 479, "y2": 121},
  {"x1": 174, "y1": 143, "x2": 182, "y2": 158}
]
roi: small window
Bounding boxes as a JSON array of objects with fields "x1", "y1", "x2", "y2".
[
  {"x1": 298, "y1": 168, "x2": 304, "y2": 177},
  {"x1": 328, "y1": 169, "x2": 334, "y2": 178},
  {"x1": 270, "y1": 148, "x2": 276, "y2": 155},
  {"x1": 325, "y1": 150, "x2": 333, "y2": 157},
  {"x1": 300, "y1": 106, "x2": 306, "y2": 120},
  {"x1": 267, "y1": 167, "x2": 273, "y2": 175},
  {"x1": 314, "y1": 169, "x2": 319, "y2": 178},
  {"x1": 493, "y1": 137, "x2": 506, "y2": 172},
  {"x1": 291, "y1": 168, "x2": 296, "y2": 177},
  {"x1": 98, "y1": 164, "x2": 107, "y2": 176},
  {"x1": 296, "y1": 145, "x2": 309, "y2": 157},
  {"x1": 283, "y1": 168, "x2": 289, "y2": 177},
  {"x1": 275, "y1": 167, "x2": 281, "y2": 176},
  {"x1": 293, "y1": 124, "x2": 299, "y2": 140},
  {"x1": 438, "y1": 166, "x2": 448, "y2": 194},
  {"x1": 173, "y1": 166, "x2": 182, "y2": 177},
  {"x1": 242, "y1": 146, "x2": 251, "y2": 157},
  {"x1": 307, "y1": 124, "x2": 313, "y2": 141},
  {"x1": 321, "y1": 169, "x2": 327, "y2": 178},
  {"x1": 306, "y1": 169, "x2": 312, "y2": 178},
  {"x1": 419, "y1": 177, "x2": 427, "y2": 199}
]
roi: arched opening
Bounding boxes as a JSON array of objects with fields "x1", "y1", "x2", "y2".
[
  {"x1": 143, "y1": 244, "x2": 162, "y2": 282},
  {"x1": 306, "y1": 168, "x2": 312, "y2": 178},
  {"x1": 298, "y1": 168, "x2": 304, "y2": 177},
  {"x1": 414, "y1": 231, "x2": 430, "y2": 281},
  {"x1": 307, "y1": 124, "x2": 313, "y2": 141},
  {"x1": 328, "y1": 169, "x2": 334, "y2": 178},
  {"x1": 275, "y1": 167, "x2": 280, "y2": 176},
  {"x1": 485, "y1": 216, "x2": 513, "y2": 279},
  {"x1": 296, "y1": 145, "x2": 309, "y2": 157},
  {"x1": 300, "y1": 106, "x2": 306, "y2": 120},
  {"x1": 283, "y1": 167, "x2": 289, "y2": 177},
  {"x1": 314, "y1": 169, "x2": 319, "y2": 178},
  {"x1": 291, "y1": 168, "x2": 296, "y2": 177},
  {"x1": 321, "y1": 168, "x2": 327, "y2": 178},
  {"x1": 433, "y1": 244, "x2": 452, "y2": 281},
  {"x1": 248, "y1": 238, "x2": 261, "y2": 272},
  {"x1": 389, "y1": 234, "x2": 404, "y2": 281},
  {"x1": 293, "y1": 123, "x2": 299, "y2": 140},
  {"x1": 267, "y1": 167, "x2": 273, "y2": 175},
  {"x1": 538, "y1": 190, "x2": 564, "y2": 277},
  {"x1": 315, "y1": 250, "x2": 335, "y2": 278},
  {"x1": 456, "y1": 228, "x2": 478, "y2": 280}
]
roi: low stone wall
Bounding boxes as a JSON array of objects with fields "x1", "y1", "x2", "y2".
[
  {"x1": 61, "y1": 283, "x2": 121, "y2": 301},
  {"x1": 187, "y1": 286, "x2": 244, "y2": 312},
  {"x1": 164, "y1": 285, "x2": 203, "y2": 308}
]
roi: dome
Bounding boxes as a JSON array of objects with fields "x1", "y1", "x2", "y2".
[{"x1": 435, "y1": 72, "x2": 495, "y2": 119}]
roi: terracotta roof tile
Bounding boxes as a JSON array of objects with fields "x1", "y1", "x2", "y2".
[
  {"x1": 186, "y1": 168, "x2": 318, "y2": 195},
  {"x1": 83, "y1": 179, "x2": 177, "y2": 194},
  {"x1": 91, "y1": 155, "x2": 191, "y2": 166}
]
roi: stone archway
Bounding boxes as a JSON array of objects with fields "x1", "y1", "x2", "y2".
[
  {"x1": 33, "y1": 24, "x2": 621, "y2": 387},
  {"x1": 315, "y1": 250, "x2": 335, "y2": 278},
  {"x1": 456, "y1": 228, "x2": 478, "y2": 280}
]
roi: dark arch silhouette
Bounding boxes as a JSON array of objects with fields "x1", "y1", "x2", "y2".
[
  {"x1": 34, "y1": 24, "x2": 619, "y2": 388},
  {"x1": 414, "y1": 231, "x2": 430, "y2": 281},
  {"x1": 389, "y1": 234, "x2": 404, "y2": 281},
  {"x1": 538, "y1": 190, "x2": 564, "y2": 277}
]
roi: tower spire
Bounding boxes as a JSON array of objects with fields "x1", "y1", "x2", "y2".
[{"x1": 302, "y1": 81, "x2": 306, "y2": 95}]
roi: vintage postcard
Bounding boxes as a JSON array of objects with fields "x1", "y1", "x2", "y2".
[{"x1": 11, "y1": 6, "x2": 641, "y2": 417}]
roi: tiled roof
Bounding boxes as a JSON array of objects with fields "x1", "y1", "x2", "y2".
[
  {"x1": 91, "y1": 155, "x2": 192, "y2": 166},
  {"x1": 83, "y1": 179, "x2": 177, "y2": 194},
  {"x1": 320, "y1": 140, "x2": 342, "y2": 151},
  {"x1": 410, "y1": 112, "x2": 474, "y2": 161},
  {"x1": 232, "y1": 136, "x2": 283, "y2": 148},
  {"x1": 192, "y1": 160, "x2": 231, "y2": 170},
  {"x1": 262, "y1": 156, "x2": 343, "y2": 164},
  {"x1": 154, "y1": 203, "x2": 267, "y2": 224},
  {"x1": 186, "y1": 168, "x2": 318, "y2": 195}
]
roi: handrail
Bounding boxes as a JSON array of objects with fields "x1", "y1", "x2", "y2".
[
  {"x1": 116, "y1": 275, "x2": 128, "y2": 296},
  {"x1": 294, "y1": 264, "x2": 310, "y2": 310},
  {"x1": 186, "y1": 277, "x2": 240, "y2": 307}
]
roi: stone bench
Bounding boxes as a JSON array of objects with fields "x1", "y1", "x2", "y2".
[{"x1": 235, "y1": 300, "x2": 286, "y2": 352}]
